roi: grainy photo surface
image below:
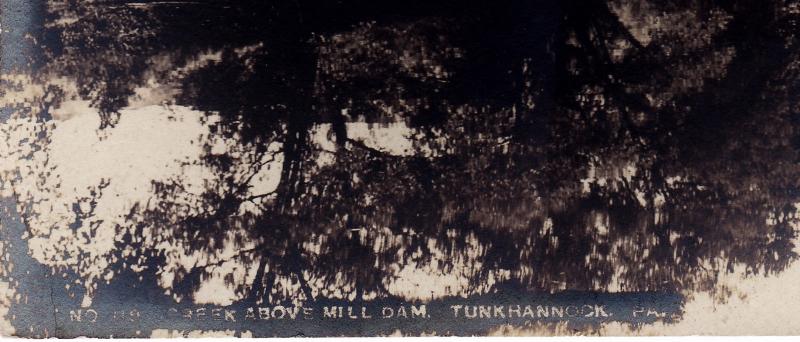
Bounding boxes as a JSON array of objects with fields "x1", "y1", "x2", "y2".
[{"x1": 1, "y1": 0, "x2": 799, "y2": 337}]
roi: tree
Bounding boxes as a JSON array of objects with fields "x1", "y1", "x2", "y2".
[{"x1": 2, "y1": 0, "x2": 799, "y2": 315}]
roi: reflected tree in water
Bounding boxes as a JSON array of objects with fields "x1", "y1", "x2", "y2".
[{"x1": 3, "y1": 0, "x2": 800, "y2": 310}]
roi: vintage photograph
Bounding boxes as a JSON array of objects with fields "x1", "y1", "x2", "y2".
[{"x1": 1, "y1": 0, "x2": 799, "y2": 337}]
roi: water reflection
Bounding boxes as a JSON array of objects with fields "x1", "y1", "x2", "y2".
[{"x1": 1, "y1": 0, "x2": 799, "y2": 336}]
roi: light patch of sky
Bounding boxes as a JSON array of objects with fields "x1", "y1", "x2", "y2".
[
  {"x1": 1, "y1": 72, "x2": 281, "y2": 306},
  {"x1": 608, "y1": 0, "x2": 657, "y2": 45},
  {"x1": 600, "y1": 249, "x2": 800, "y2": 335},
  {"x1": 37, "y1": 103, "x2": 264, "y2": 305},
  {"x1": 311, "y1": 121, "x2": 417, "y2": 167},
  {"x1": 192, "y1": 259, "x2": 252, "y2": 306}
]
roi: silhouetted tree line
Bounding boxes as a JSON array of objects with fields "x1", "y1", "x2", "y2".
[{"x1": 32, "y1": 0, "x2": 800, "y2": 304}]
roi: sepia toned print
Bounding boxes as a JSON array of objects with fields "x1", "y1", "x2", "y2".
[{"x1": 1, "y1": 0, "x2": 799, "y2": 337}]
